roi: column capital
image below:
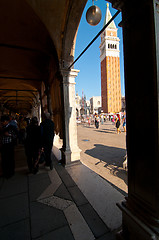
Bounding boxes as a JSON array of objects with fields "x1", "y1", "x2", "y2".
[
  {"x1": 61, "y1": 68, "x2": 80, "y2": 84},
  {"x1": 61, "y1": 68, "x2": 80, "y2": 77}
]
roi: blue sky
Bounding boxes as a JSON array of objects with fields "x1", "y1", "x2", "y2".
[{"x1": 74, "y1": 0, "x2": 125, "y2": 100}]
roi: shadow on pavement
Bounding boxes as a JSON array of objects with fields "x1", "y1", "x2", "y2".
[
  {"x1": 85, "y1": 144, "x2": 127, "y2": 186},
  {"x1": 94, "y1": 129, "x2": 117, "y2": 134}
]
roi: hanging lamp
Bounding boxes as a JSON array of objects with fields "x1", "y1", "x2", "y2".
[{"x1": 86, "y1": 0, "x2": 102, "y2": 26}]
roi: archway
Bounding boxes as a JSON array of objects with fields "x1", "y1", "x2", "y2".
[{"x1": 0, "y1": 0, "x2": 62, "y2": 130}]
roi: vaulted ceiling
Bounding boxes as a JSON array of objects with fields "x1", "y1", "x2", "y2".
[{"x1": 0, "y1": 0, "x2": 87, "y2": 114}]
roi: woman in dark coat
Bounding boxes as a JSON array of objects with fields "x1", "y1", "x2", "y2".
[
  {"x1": 115, "y1": 113, "x2": 121, "y2": 134},
  {"x1": 25, "y1": 117, "x2": 41, "y2": 173}
]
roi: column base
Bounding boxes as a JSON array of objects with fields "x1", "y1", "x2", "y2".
[
  {"x1": 116, "y1": 202, "x2": 159, "y2": 240},
  {"x1": 60, "y1": 147, "x2": 81, "y2": 166},
  {"x1": 70, "y1": 146, "x2": 81, "y2": 162}
]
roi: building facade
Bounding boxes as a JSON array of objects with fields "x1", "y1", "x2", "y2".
[
  {"x1": 99, "y1": 3, "x2": 121, "y2": 113},
  {"x1": 90, "y1": 96, "x2": 101, "y2": 114},
  {"x1": 75, "y1": 92, "x2": 90, "y2": 117}
]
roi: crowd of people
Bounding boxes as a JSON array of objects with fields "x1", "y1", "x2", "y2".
[
  {"x1": 0, "y1": 112, "x2": 54, "y2": 178},
  {"x1": 0, "y1": 111, "x2": 126, "y2": 178},
  {"x1": 78, "y1": 112, "x2": 126, "y2": 133}
]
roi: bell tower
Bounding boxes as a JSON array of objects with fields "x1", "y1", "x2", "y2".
[{"x1": 100, "y1": 3, "x2": 121, "y2": 113}]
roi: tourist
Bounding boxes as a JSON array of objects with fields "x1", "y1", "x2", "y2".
[
  {"x1": 122, "y1": 113, "x2": 126, "y2": 132},
  {"x1": 115, "y1": 113, "x2": 121, "y2": 134},
  {"x1": 101, "y1": 114, "x2": 104, "y2": 124},
  {"x1": 40, "y1": 112, "x2": 54, "y2": 170},
  {"x1": 95, "y1": 115, "x2": 99, "y2": 129},
  {"x1": 25, "y1": 116, "x2": 41, "y2": 174}
]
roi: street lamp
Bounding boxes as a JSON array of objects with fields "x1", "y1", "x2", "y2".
[{"x1": 86, "y1": 0, "x2": 102, "y2": 26}]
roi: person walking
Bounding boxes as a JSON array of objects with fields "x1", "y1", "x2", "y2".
[
  {"x1": 25, "y1": 117, "x2": 41, "y2": 174},
  {"x1": 0, "y1": 115, "x2": 17, "y2": 178},
  {"x1": 115, "y1": 113, "x2": 121, "y2": 134},
  {"x1": 95, "y1": 115, "x2": 99, "y2": 129},
  {"x1": 88, "y1": 118, "x2": 91, "y2": 127},
  {"x1": 101, "y1": 114, "x2": 104, "y2": 125},
  {"x1": 9, "y1": 116, "x2": 18, "y2": 145},
  {"x1": 40, "y1": 112, "x2": 54, "y2": 170},
  {"x1": 122, "y1": 113, "x2": 126, "y2": 132}
]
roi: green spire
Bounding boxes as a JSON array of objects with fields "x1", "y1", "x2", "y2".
[{"x1": 103, "y1": 3, "x2": 116, "y2": 29}]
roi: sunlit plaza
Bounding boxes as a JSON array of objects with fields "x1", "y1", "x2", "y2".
[{"x1": 77, "y1": 120, "x2": 127, "y2": 194}]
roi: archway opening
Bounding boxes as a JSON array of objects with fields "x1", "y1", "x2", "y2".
[{"x1": 71, "y1": 0, "x2": 127, "y2": 230}]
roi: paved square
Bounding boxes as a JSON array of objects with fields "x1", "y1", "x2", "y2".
[{"x1": 77, "y1": 121, "x2": 127, "y2": 194}]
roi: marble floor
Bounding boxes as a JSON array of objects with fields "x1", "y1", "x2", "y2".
[
  {"x1": 0, "y1": 121, "x2": 127, "y2": 239},
  {"x1": 66, "y1": 163, "x2": 124, "y2": 231},
  {"x1": 0, "y1": 152, "x2": 124, "y2": 239}
]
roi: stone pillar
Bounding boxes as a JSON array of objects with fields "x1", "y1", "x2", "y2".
[
  {"x1": 61, "y1": 68, "x2": 81, "y2": 165},
  {"x1": 116, "y1": 0, "x2": 159, "y2": 239},
  {"x1": 38, "y1": 101, "x2": 41, "y2": 123}
]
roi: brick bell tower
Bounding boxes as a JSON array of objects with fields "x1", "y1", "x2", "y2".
[{"x1": 100, "y1": 3, "x2": 121, "y2": 113}]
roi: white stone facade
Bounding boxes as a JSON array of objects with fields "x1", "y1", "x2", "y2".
[{"x1": 90, "y1": 96, "x2": 101, "y2": 114}]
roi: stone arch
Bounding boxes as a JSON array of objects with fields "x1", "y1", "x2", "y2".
[{"x1": 0, "y1": 0, "x2": 62, "y2": 136}]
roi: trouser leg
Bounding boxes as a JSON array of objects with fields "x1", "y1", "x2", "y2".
[
  {"x1": 44, "y1": 146, "x2": 52, "y2": 166},
  {"x1": 1, "y1": 143, "x2": 15, "y2": 178}
]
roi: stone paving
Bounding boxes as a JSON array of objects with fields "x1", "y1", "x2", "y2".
[
  {"x1": 0, "y1": 157, "x2": 117, "y2": 240},
  {"x1": 0, "y1": 121, "x2": 127, "y2": 240},
  {"x1": 77, "y1": 120, "x2": 127, "y2": 195}
]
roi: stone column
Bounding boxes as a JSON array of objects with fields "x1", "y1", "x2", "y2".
[
  {"x1": 116, "y1": 0, "x2": 159, "y2": 239},
  {"x1": 61, "y1": 68, "x2": 81, "y2": 165}
]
